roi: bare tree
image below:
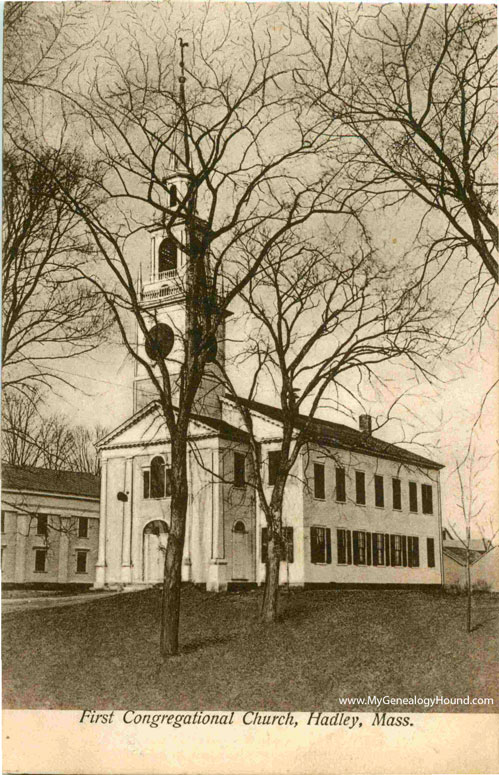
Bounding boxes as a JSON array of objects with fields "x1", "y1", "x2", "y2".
[
  {"x1": 2, "y1": 390, "x2": 108, "y2": 474},
  {"x1": 9, "y1": 4, "x2": 356, "y2": 656},
  {"x1": 293, "y1": 4, "x2": 498, "y2": 316},
  {"x1": 2, "y1": 146, "x2": 111, "y2": 398},
  {"x1": 220, "y1": 227, "x2": 444, "y2": 621},
  {"x1": 451, "y1": 444, "x2": 498, "y2": 633}
]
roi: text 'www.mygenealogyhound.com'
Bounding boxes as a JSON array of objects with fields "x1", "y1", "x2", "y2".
[{"x1": 338, "y1": 695, "x2": 494, "y2": 709}]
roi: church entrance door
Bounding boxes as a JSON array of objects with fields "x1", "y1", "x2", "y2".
[
  {"x1": 143, "y1": 520, "x2": 169, "y2": 583},
  {"x1": 232, "y1": 520, "x2": 250, "y2": 580}
]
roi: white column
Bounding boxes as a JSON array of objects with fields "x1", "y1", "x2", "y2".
[
  {"x1": 94, "y1": 459, "x2": 108, "y2": 588},
  {"x1": 207, "y1": 447, "x2": 227, "y2": 592},
  {"x1": 121, "y1": 457, "x2": 133, "y2": 584},
  {"x1": 182, "y1": 450, "x2": 193, "y2": 582}
]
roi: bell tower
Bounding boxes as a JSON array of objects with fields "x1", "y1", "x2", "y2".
[{"x1": 133, "y1": 40, "x2": 226, "y2": 419}]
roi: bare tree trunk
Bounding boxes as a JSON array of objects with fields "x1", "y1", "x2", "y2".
[
  {"x1": 160, "y1": 441, "x2": 189, "y2": 658},
  {"x1": 261, "y1": 537, "x2": 281, "y2": 623},
  {"x1": 466, "y1": 550, "x2": 472, "y2": 634}
]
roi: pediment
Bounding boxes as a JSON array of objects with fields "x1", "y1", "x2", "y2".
[{"x1": 98, "y1": 402, "x2": 222, "y2": 449}]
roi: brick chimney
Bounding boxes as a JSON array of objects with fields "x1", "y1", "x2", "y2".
[{"x1": 359, "y1": 414, "x2": 372, "y2": 434}]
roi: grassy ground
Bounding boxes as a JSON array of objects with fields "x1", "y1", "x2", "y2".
[{"x1": 3, "y1": 587, "x2": 498, "y2": 711}]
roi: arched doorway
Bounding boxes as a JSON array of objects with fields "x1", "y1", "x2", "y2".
[
  {"x1": 232, "y1": 520, "x2": 250, "y2": 581},
  {"x1": 143, "y1": 520, "x2": 169, "y2": 583}
]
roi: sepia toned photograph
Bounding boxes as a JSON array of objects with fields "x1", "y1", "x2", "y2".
[{"x1": 1, "y1": 0, "x2": 498, "y2": 748}]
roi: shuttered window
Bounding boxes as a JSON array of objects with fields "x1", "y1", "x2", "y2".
[
  {"x1": 234, "y1": 452, "x2": 246, "y2": 487},
  {"x1": 314, "y1": 463, "x2": 325, "y2": 499},
  {"x1": 261, "y1": 527, "x2": 294, "y2": 563},
  {"x1": 311, "y1": 527, "x2": 331, "y2": 564},
  {"x1": 372, "y1": 533, "x2": 385, "y2": 566},
  {"x1": 390, "y1": 534, "x2": 402, "y2": 566},
  {"x1": 268, "y1": 451, "x2": 280, "y2": 486},
  {"x1": 355, "y1": 471, "x2": 366, "y2": 505},
  {"x1": 427, "y1": 537, "x2": 436, "y2": 568},
  {"x1": 422, "y1": 484, "x2": 433, "y2": 515},
  {"x1": 374, "y1": 475, "x2": 384, "y2": 508},
  {"x1": 34, "y1": 549, "x2": 47, "y2": 573},
  {"x1": 408, "y1": 536, "x2": 420, "y2": 567},
  {"x1": 409, "y1": 481, "x2": 418, "y2": 513},
  {"x1": 392, "y1": 478, "x2": 402, "y2": 510},
  {"x1": 337, "y1": 529, "x2": 348, "y2": 564},
  {"x1": 353, "y1": 530, "x2": 366, "y2": 565},
  {"x1": 335, "y1": 468, "x2": 346, "y2": 502}
]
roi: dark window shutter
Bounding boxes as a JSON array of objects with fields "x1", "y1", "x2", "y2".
[
  {"x1": 366, "y1": 532, "x2": 372, "y2": 566},
  {"x1": 353, "y1": 531, "x2": 360, "y2": 565},
  {"x1": 355, "y1": 471, "x2": 366, "y2": 505},
  {"x1": 314, "y1": 464, "x2": 325, "y2": 499},
  {"x1": 337, "y1": 529, "x2": 346, "y2": 564},
  {"x1": 413, "y1": 537, "x2": 420, "y2": 567},
  {"x1": 143, "y1": 470, "x2": 150, "y2": 499},
  {"x1": 402, "y1": 535, "x2": 408, "y2": 567},
  {"x1": 427, "y1": 537, "x2": 435, "y2": 568},
  {"x1": 261, "y1": 528, "x2": 268, "y2": 564},
  {"x1": 326, "y1": 528, "x2": 332, "y2": 564},
  {"x1": 407, "y1": 536, "x2": 413, "y2": 567},
  {"x1": 385, "y1": 534, "x2": 390, "y2": 566},
  {"x1": 390, "y1": 534, "x2": 396, "y2": 566},
  {"x1": 374, "y1": 475, "x2": 384, "y2": 508},
  {"x1": 336, "y1": 468, "x2": 346, "y2": 502},
  {"x1": 392, "y1": 478, "x2": 402, "y2": 510},
  {"x1": 409, "y1": 481, "x2": 418, "y2": 512},
  {"x1": 310, "y1": 527, "x2": 319, "y2": 563},
  {"x1": 346, "y1": 530, "x2": 352, "y2": 565},
  {"x1": 372, "y1": 533, "x2": 378, "y2": 566}
]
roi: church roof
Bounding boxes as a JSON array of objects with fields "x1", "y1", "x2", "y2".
[
  {"x1": 2, "y1": 464, "x2": 100, "y2": 499},
  {"x1": 230, "y1": 397, "x2": 444, "y2": 471}
]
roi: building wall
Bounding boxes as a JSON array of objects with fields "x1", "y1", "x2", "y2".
[
  {"x1": 1, "y1": 491, "x2": 99, "y2": 586},
  {"x1": 301, "y1": 447, "x2": 442, "y2": 586}
]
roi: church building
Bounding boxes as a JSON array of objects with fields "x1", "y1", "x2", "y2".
[{"x1": 94, "y1": 174, "x2": 445, "y2": 592}]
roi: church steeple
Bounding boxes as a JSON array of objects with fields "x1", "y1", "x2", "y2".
[{"x1": 133, "y1": 39, "x2": 226, "y2": 419}]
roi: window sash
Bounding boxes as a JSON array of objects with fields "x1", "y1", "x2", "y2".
[
  {"x1": 335, "y1": 467, "x2": 346, "y2": 502},
  {"x1": 355, "y1": 471, "x2": 366, "y2": 505},
  {"x1": 34, "y1": 549, "x2": 47, "y2": 572},
  {"x1": 78, "y1": 517, "x2": 88, "y2": 539},
  {"x1": 36, "y1": 515, "x2": 48, "y2": 536},
  {"x1": 311, "y1": 526, "x2": 331, "y2": 564},
  {"x1": 373, "y1": 532, "x2": 385, "y2": 566},
  {"x1": 76, "y1": 551, "x2": 87, "y2": 574},
  {"x1": 314, "y1": 463, "x2": 325, "y2": 499}
]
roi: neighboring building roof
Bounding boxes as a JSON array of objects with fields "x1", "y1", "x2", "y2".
[
  {"x1": 443, "y1": 545, "x2": 487, "y2": 567},
  {"x1": 230, "y1": 397, "x2": 444, "y2": 470},
  {"x1": 1, "y1": 464, "x2": 100, "y2": 499}
]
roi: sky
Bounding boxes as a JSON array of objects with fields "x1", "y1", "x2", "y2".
[{"x1": 6, "y1": 0, "x2": 499, "y2": 539}]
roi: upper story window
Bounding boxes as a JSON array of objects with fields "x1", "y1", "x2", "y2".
[
  {"x1": 355, "y1": 471, "x2": 366, "y2": 505},
  {"x1": 144, "y1": 456, "x2": 172, "y2": 500},
  {"x1": 36, "y1": 515, "x2": 48, "y2": 536},
  {"x1": 233, "y1": 452, "x2": 246, "y2": 488},
  {"x1": 392, "y1": 478, "x2": 402, "y2": 510},
  {"x1": 374, "y1": 475, "x2": 384, "y2": 508},
  {"x1": 335, "y1": 467, "x2": 346, "y2": 502},
  {"x1": 409, "y1": 481, "x2": 418, "y2": 513},
  {"x1": 34, "y1": 548, "x2": 47, "y2": 573},
  {"x1": 268, "y1": 450, "x2": 280, "y2": 486},
  {"x1": 78, "y1": 517, "x2": 88, "y2": 539},
  {"x1": 158, "y1": 237, "x2": 177, "y2": 275},
  {"x1": 314, "y1": 463, "x2": 325, "y2": 500},
  {"x1": 421, "y1": 484, "x2": 433, "y2": 515},
  {"x1": 1, "y1": 511, "x2": 5, "y2": 534}
]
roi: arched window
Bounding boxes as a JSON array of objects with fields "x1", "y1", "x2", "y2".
[
  {"x1": 233, "y1": 520, "x2": 247, "y2": 534},
  {"x1": 143, "y1": 457, "x2": 172, "y2": 499},
  {"x1": 150, "y1": 456, "x2": 165, "y2": 498},
  {"x1": 158, "y1": 237, "x2": 177, "y2": 274}
]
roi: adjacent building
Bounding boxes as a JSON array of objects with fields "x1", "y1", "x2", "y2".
[{"x1": 1, "y1": 465, "x2": 100, "y2": 588}]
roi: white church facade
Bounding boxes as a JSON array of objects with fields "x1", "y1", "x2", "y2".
[{"x1": 94, "y1": 186, "x2": 445, "y2": 592}]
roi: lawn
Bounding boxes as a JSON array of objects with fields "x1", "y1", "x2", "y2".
[{"x1": 2, "y1": 587, "x2": 498, "y2": 711}]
